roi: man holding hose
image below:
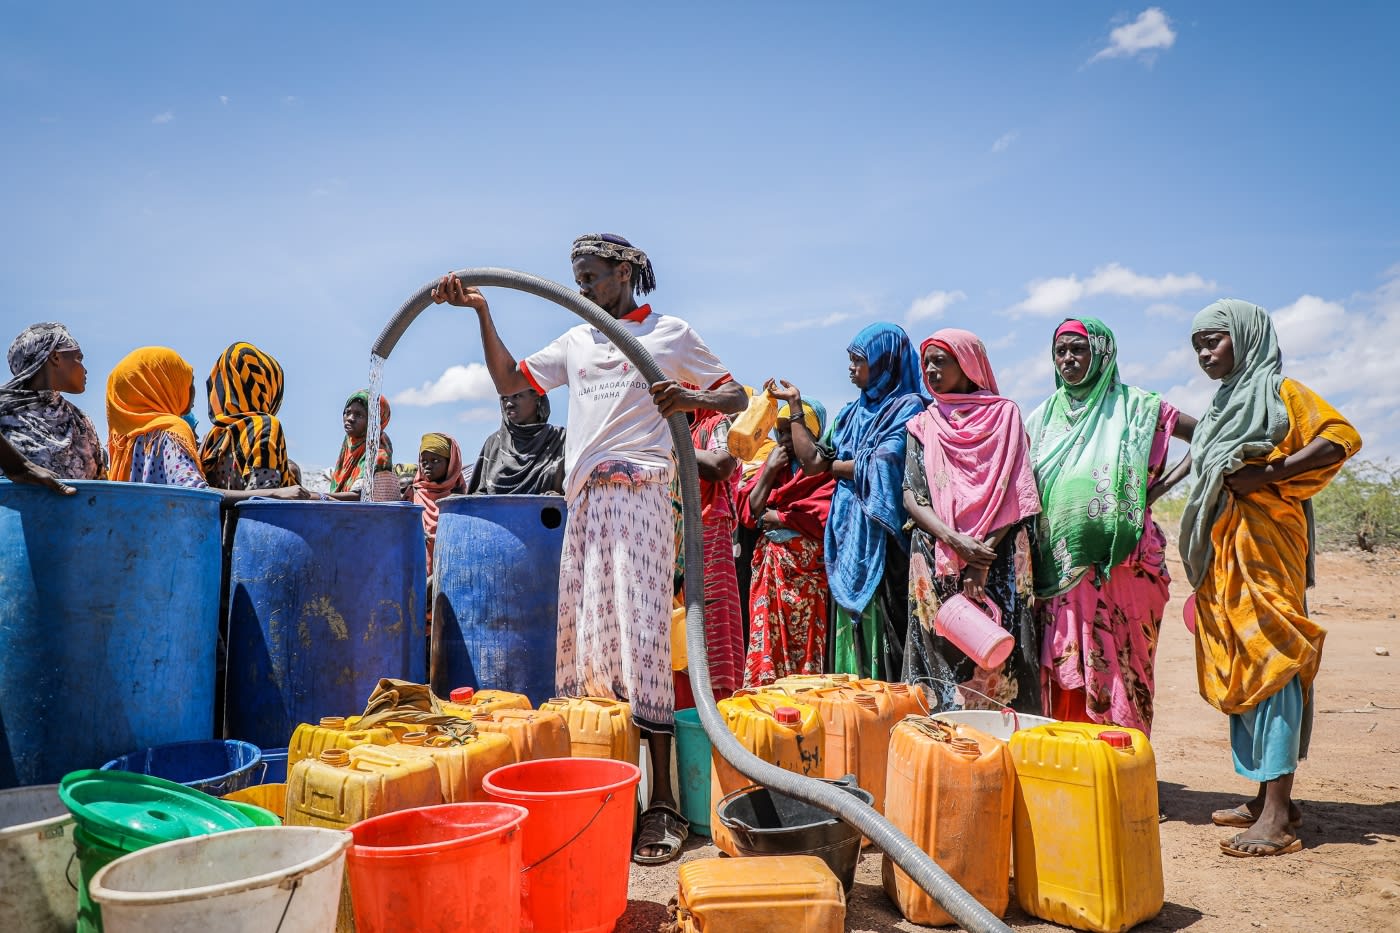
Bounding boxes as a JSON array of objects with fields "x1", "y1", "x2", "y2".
[{"x1": 433, "y1": 234, "x2": 746, "y2": 863}]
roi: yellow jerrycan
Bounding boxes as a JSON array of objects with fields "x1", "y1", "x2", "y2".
[
  {"x1": 1011, "y1": 723, "x2": 1163, "y2": 932},
  {"x1": 882, "y1": 717, "x2": 1013, "y2": 925},
  {"x1": 287, "y1": 716, "x2": 394, "y2": 768},
  {"x1": 539, "y1": 696, "x2": 640, "y2": 762},
  {"x1": 285, "y1": 746, "x2": 442, "y2": 829},
  {"x1": 372, "y1": 730, "x2": 516, "y2": 802},
  {"x1": 439, "y1": 686, "x2": 532, "y2": 719},
  {"x1": 710, "y1": 694, "x2": 823, "y2": 856}
]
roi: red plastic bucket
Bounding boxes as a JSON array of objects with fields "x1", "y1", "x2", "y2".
[
  {"x1": 345, "y1": 802, "x2": 528, "y2": 933},
  {"x1": 482, "y1": 757, "x2": 641, "y2": 933}
]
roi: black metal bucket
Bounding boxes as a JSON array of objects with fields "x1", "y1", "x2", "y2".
[{"x1": 715, "y1": 775, "x2": 873, "y2": 893}]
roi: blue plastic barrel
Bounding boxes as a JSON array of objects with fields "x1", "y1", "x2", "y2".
[
  {"x1": 100, "y1": 739, "x2": 262, "y2": 796},
  {"x1": 224, "y1": 501, "x2": 426, "y2": 749},
  {"x1": 0, "y1": 481, "x2": 222, "y2": 788},
  {"x1": 431, "y1": 495, "x2": 566, "y2": 706}
]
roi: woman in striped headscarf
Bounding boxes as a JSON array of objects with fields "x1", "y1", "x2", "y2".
[{"x1": 199, "y1": 342, "x2": 294, "y2": 490}]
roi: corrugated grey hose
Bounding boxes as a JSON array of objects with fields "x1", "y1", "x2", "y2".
[{"x1": 372, "y1": 268, "x2": 1012, "y2": 933}]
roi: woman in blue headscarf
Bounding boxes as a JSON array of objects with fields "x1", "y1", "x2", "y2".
[{"x1": 770, "y1": 322, "x2": 927, "y2": 679}]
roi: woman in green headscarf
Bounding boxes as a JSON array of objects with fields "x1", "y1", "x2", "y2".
[
  {"x1": 1182, "y1": 299, "x2": 1359, "y2": 858},
  {"x1": 1026, "y1": 318, "x2": 1195, "y2": 735}
]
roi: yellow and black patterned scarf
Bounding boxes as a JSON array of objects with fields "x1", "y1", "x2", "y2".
[{"x1": 199, "y1": 342, "x2": 292, "y2": 486}]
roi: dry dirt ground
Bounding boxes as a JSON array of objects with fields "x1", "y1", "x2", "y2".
[{"x1": 617, "y1": 548, "x2": 1400, "y2": 932}]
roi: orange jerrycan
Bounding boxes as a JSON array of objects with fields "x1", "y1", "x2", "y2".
[
  {"x1": 710, "y1": 694, "x2": 823, "y2": 856},
  {"x1": 675, "y1": 855, "x2": 845, "y2": 933},
  {"x1": 793, "y1": 684, "x2": 903, "y2": 813},
  {"x1": 471, "y1": 708, "x2": 572, "y2": 762},
  {"x1": 287, "y1": 716, "x2": 394, "y2": 768},
  {"x1": 849, "y1": 678, "x2": 927, "y2": 719},
  {"x1": 539, "y1": 696, "x2": 640, "y2": 762},
  {"x1": 1011, "y1": 723, "x2": 1163, "y2": 932},
  {"x1": 439, "y1": 686, "x2": 532, "y2": 719},
  {"x1": 882, "y1": 716, "x2": 1013, "y2": 925},
  {"x1": 372, "y1": 730, "x2": 515, "y2": 802}
]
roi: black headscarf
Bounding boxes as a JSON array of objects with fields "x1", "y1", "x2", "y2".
[{"x1": 467, "y1": 392, "x2": 566, "y2": 495}]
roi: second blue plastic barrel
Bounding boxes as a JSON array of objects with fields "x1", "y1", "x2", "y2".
[
  {"x1": 224, "y1": 500, "x2": 426, "y2": 749},
  {"x1": 0, "y1": 481, "x2": 222, "y2": 788},
  {"x1": 431, "y1": 495, "x2": 566, "y2": 706}
]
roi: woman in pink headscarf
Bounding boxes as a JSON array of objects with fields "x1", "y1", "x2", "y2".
[{"x1": 902, "y1": 328, "x2": 1044, "y2": 712}]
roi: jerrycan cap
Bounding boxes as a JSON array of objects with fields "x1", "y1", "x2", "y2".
[
  {"x1": 319, "y1": 716, "x2": 347, "y2": 729},
  {"x1": 1098, "y1": 730, "x2": 1133, "y2": 749},
  {"x1": 400, "y1": 732, "x2": 430, "y2": 746},
  {"x1": 773, "y1": 706, "x2": 802, "y2": 726},
  {"x1": 450, "y1": 687, "x2": 475, "y2": 703}
]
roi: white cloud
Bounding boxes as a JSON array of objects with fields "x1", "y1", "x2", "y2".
[
  {"x1": 393, "y1": 363, "x2": 497, "y2": 406},
  {"x1": 991, "y1": 131, "x2": 1018, "y2": 154},
  {"x1": 219, "y1": 95, "x2": 229, "y2": 105},
  {"x1": 151, "y1": 111, "x2": 174, "y2": 124},
  {"x1": 906, "y1": 289, "x2": 967, "y2": 324},
  {"x1": 774, "y1": 311, "x2": 860, "y2": 334},
  {"x1": 283, "y1": 95, "x2": 299, "y2": 105},
  {"x1": 1012, "y1": 263, "x2": 1216, "y2": 315},
  {"x1": 1272, "y1": 294, "x2": 1344, "y2": 352},
  {"x1": 1090, "y1": 8, "x2": 1177, "y2": 64}
]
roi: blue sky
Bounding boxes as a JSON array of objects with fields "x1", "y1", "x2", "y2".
[{"x1": 4, "y1": 2, "x2": 1398, "y2": 473}]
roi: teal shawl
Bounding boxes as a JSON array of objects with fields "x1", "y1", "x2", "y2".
[
  {"x1": 1025, "y1": 317, "x2": 1162, "y2": 597},
  {"x1": 1178, "y1": 299, "x2": 1289, "y2": 588}
]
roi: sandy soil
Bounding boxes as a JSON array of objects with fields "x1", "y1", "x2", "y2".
[{"x1": 618, "y1": 547, "x2": 1400, "y2": 932}]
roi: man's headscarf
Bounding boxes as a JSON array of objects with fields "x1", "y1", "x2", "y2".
[{"x1": 570, "y1": 233, "x2": 657, "y2": 295}]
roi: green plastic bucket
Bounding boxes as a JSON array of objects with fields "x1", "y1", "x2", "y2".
[{"x1": 59, "y1": 769, "x2": 257, "y2": 933}]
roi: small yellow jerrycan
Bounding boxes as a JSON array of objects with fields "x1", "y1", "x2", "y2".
[{"x1": 1011, "y1": 723, "x2": 1163, "y2": 932}]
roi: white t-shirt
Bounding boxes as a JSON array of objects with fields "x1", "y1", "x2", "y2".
[{"x1": 521, "y1": 305, "x2": 732, "y2": 502}]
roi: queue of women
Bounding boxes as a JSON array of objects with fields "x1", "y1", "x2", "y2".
[{"x1": 0, "y1": 292, "x2": 1359, "y2": 860}]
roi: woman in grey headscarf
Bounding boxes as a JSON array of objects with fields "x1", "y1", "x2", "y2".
[{"x1": 0, "y1": 323, "x2": 105, "y2": 479}]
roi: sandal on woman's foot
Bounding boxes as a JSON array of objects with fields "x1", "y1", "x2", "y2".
[
  {"x1": 633, "y1": 803, "x2": 689, "y2": 865},
  {"x1": 1211, "y1": 805, "x2": 1303, "y2": 829},
  {"x1": 1219, "y1": 832, "x2": 1303, "y2": 858}
]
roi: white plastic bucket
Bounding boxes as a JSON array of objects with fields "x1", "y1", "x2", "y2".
[
  {"x1": 928, "y1": 709, "x2": 1057, "y2": 742},
  {"x1": 88, "y1": 826, "x2": 350, "y2": 933},
  {"x1": 0, "y1": 784, "x2": 77, "y2": 933}
]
